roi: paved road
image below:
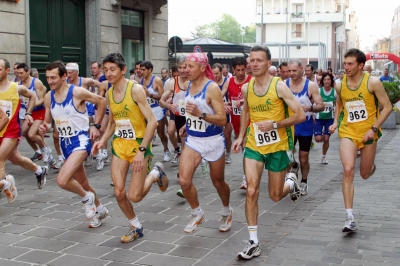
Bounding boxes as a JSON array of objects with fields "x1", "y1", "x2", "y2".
[{"x1": 0, "y1": 127, "x2": 399, "y2": 266}]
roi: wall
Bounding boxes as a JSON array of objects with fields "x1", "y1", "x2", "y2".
[{"x1": 100, "y1": 0, "x2": 121, "y2": 58}]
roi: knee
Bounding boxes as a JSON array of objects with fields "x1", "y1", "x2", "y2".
[
  {"x1": 315, "y1": 136, "x2": 322, "y2": 143},
  {"x1": 179, "y1": 177, "x2": 192, "y2": 190},
  {"x1": 342, "y1": 166, "x2": 354, "y2": 179},
  {"x1": 269, "y1": 191, "x2": 283, "y2": 202},
  {"x1": 360, "y1": 168, "x2": 371, "y2": 180},
  {"x1": 299, "y1": 156, "x2": 308, "y2": 165},
  {"x1": 168, "y1": 128, "x2": 175, "y2": 138},
  {"x1": 127, "y1": 193, "x2": 141, "y2": 203},
  {"x1": 27, "y1": 130, "x2": 36, "y2": 140},
  {"x1": 56, "y1": 177, "x2": 68, "y2": 189},
  {"x1": 246, "y1": 186, "x2": 259, "y2": 200},
  {"x1": 211, "y1": 178, "x2": 224, "y2": 190},
  {"x1": 114, "y1": 188, "x2": 127, "y2": 202}
]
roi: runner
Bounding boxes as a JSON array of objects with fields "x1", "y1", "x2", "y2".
[
  {"x1": 329, "y1": 48, "x2": 392, "y2": 232},
  {"x1": 39, "y1": 60, "x2": 107, "y2": 227},
  {"x1": 178, "y1": 52, "x2": 232, "y2": 234},
  {"x1": 278, "y1": 62, "x2": 289, "y2": 80},
  {"x1": 65, "y1": 62, "x2": 101, "y2": 89},
  {"x1": 232, "y1": 45, "x2": 305, "y2": 260},
  {"x1": 131, "y1": 61, "x2": 143, "y2": 83},
  {"x1": 140, "y1": 61, "x2": 170, "y2": 162},
  {"x1": 92, "y1": 53, "x2": 168, "y2": 242},
  {"x1": 0, "y1": 58, "x2": 48, "y2": 190},
  {"x1": 314, "y1": 72, "x2": 337, "y2": 164},
  {"x1": 286, "y1": 59, "x2": 324, "y2": 196},
  {"x1": 304, "y1": 64, "x2": 321, "y2": 84}
]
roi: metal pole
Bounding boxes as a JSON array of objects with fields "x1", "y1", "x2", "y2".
[
  {"x1": 307, "y1": 12, "x2": 310, "y2": 64},
  {"x1": 326, "y1": 26, "x2": 329, "y2": 70},
  {"x1": 285, "y1": 0, "x2": 288, "y2": 61},
  {"x1": 318, "y1": 21, "x2": 321, "y2": 69},
  {"x1": 261, "y1": 0, "x2": 264, "y2": 45},
  {"x1": 174, "y1": 36, "x2": 177, "y2": 63}
]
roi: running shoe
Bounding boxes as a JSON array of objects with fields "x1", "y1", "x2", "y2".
[
  {"x1": 96, "y1": 153, "x2": 105, "y2": 171},
  {"x1": 110, "y1": 180, "x2": 114, "y2": 186},
  {"x1": 3, "y1": 175, "x2": 17, "y2": 203},
  {"x1": 321, "y1": 157, "x2": 328, "y2": 164},
  {"x1": 171, "y1": 151, "x2": 180, "y2": 164},
  {"x1": 82, "y1": 192, "x2": 96, "y2": 219},
  {"x1": 53, "y1": 159, "x2": 64, "y2": 169},
  {"x1": 225, "y1": 155, "x2": 232, "y2": 164},
  {"x1": 286, "y1": 173, "x2": 301, "y2": 202},
  {"x1": 30, "y1": 152, "x2": 43, "y2": 161},
  {"x1": 153, "y1": 162, "x2": 168, "y2": 192},
  {"x1": 85, "y1": 155, "x2": 93, "y2": 167},
  {"x1": 237, "y1": 240, "x2": 261, "y2": 260},
  {"x1": 289, "y1": 161, "x2": 300, "y2": 176},
  {"x1": 371, "y1": 164, "x2": 376, "y2": 177},
  {"x1": 42, "y1": 147, "x2": 52, "y2": 163},
  {"x1": 35, "y1": 166, "x2": 48, "y2": 189},
  {"x1": 89, "y1": 207, "x2": 109, "y2": 228},
  {"x1": 240, "y1": 177, "x2": 247, "y2": 190},
  {"x1": 177, "y1": 189, "x2": 185, "y2": 198},
  {"x1": 219, "y1": 207, "x2": 233, "y2": 232},
  {"x1": 163, "y1": 150, "x2": 171, "y2": 162},
  {"x1": 121, "y1": 225, "x2": 144, "y2": 243},
  {"x1": 47, "y1": 157, "x2": 57, "y2": 168},
  {"x1": 300, "y1": 182, "x2": 308, "y2": 196},
  {"x1": 184, "y1": 213, "x2": 205, "y2": 233},
  {"x1": 342, "y1": 215, "x2": 357, "y2": 232},
  {"x1": 103, "y1": 152, "x2": 109, "y2": 163},
  {"x1": 200, "y1": 160, "x2": 209, "y2": 177}
]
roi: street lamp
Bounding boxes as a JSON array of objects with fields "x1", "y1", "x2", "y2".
[
  {"x1": 317, "y1": 20, "x2": 321, "y2": 69},
  {"x1": 285, "y1": 0, "x2": 288, "y2": 61}
]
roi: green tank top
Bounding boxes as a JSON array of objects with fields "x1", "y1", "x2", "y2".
[{"x1": 316, "y1": 87, "x2": 336, "y2": 120}]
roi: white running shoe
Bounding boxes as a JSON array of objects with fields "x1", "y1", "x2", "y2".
[
  {"x1": 219, "y1": 207, "x2": 233, "y2": 232},
  {"x1": 163, "y1": 150, "x2": 171, "y2": 162},
  {"x1": 240, "y1": 178, "x2": 247, "y2": 190},
  {"x1": 85, "y1": 155, "x2": 93, "y2": 167},
  {"x1": 53, "y1": 159, "x2": 64, "y2": 169},
  {"x1": 171, "y1": 150, "x2": 180, "y2": 163},
  {"x1": 89, "y1": 207, "x2": 109, "y2": 228},
  {"x1": 96, "y1": 153, "x2": 105, "y2": 171},
  {"x1": 286, "y1": 173, "x2": 301, "y2": 202},
  {"x1": 225, "y1": 155, "x2": 232, "y2": 164},
  {"x1": 42, "y1": 147, "x2": 52, "y2": 163},
  {"x1": 300, "y1": 182, "x2": 308, "y2": 195},
  {"x1": 82, "y1": 192, "x2": 96, "y2": 219},
  {"x1": 3, "y1": 175, "x2": 17, "y2": 203},
  {"x1": 237, "y1": 240, "x2": 261, "y2": 260},
  {"x1": 321, "y1": 157, "x2": 328, "y2": 164},
  {"x1": 200, "y1": 159, "x2": 209, "y2": 177},
  {"x1": 184, "y1": 213, "x2": 205, "y2": 233},
  {"x1": 103, "y1": 152, "x2": 109, "y2": 163},
  {"x1": 342, "y1": 215, "x2": 357, "y2": 232}
]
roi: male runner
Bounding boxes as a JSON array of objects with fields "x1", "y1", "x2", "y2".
[
  {"x1": 39, "y1": 60, "x2": 107, "y2": 227},
  {"x1": 212, "y1": 63, "x2": 233, "y2": 164},
  {"x1": 268, "y1": 66, "x2": 277, "y2": 76},
  {"x1": 179, "y1": 52, "x2": 232, "y2": 233},
  {"x1": 232, "y1": 45, "x2": 305, "y2": 260},
  {"x1": 246, "y1": 57, "x2": 252, "y2": 76},
  {"x1": 65, "y1": 62, "x2": 101, "y2": 89},
  {"x1": 304, "y1": 64, "x2": 321, "y2": 85},
  {"x1": 286, "y1": 59, "x2": 324, "y2": 196},
  {"x1": 93, "y1": 53, "x2": 168, "y2": 242},
  {"x1": 131, "y1": 61, "x2": 143, "y2": 83},
  {"x1": 329, "y1": 48, "x2": 391, "y2": 232},
  {"x1": 335, "y1": 69, "x2": 345, "y2": 85},
  {"x1": 140, "y1": 61, "x2": 170, "y2": 162},
  {"x1": 160, "y1": 68, "x2": 170, "y2": 87},
  {"x1": 16, "y1": 63, "x2": 55, "y2": 166},
  {"x1": 278, "y1": 62, "x2": 290, "y2": 80},
  {"x1": 222, "y1": 64, "x2": 232, "y2": 78},
  {"x1": 227, "y1": 56, "x2": 252, "y2": 189},
  {"x1": 363, "y1": 65, "x2": 372, "y2": 74},
  {"x1": 0, "y1": 58, "x2": 48, "y2": 190}
]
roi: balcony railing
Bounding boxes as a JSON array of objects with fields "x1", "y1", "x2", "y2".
[{"x1": 291, "y1": 12, "x2": 303, "y2": 18}]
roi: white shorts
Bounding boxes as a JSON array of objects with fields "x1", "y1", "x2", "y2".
[
  {"x1": 152, "y1": 106, "x2": 166, "y2": 121},
  {"x1": 19, "y1": 107, "x2": 26, "y2": 120},
  {"x1": 185, "y1": 133, "x2": 225, "y2": 162}
]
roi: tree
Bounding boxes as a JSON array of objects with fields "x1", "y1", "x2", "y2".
[{"x1": 190, "y1": 13, "x2": 256, "y2": 43}]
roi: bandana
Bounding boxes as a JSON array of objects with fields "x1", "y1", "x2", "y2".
[{"x1": 186, "y1": 53, "x2": 215, "y2": 81}]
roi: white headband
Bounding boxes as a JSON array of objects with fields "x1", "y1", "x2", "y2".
[{"x1": 66, "y1": 66, "x2": 79, "y2": 71}]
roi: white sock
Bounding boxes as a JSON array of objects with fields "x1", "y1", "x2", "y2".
[
  {"x1": 221, "y1": 205, "x2": 231, "y2": 216},
  {"x1": 243, "y1": 175, "x2": 246, "y2": 181},
  {"x1": 149, "y1": 168, "x2": 160, "y2": 180},
  {"x1": 82, "y1": 192, "x2": 90, "y2": 202},
  {"x1": 346, "y1": 209, "x2": 353, "y2": 218},
  {"x1": 129, "y1": 217, "x2": 141, "y2": 228},
  {"x1": 96, "y1": 204, "x2": 104, "y2": 213},
  {"x1": 42, "y1": 147, "x2": 49, "y2": 152},
  {"x1": 226, "y1": 152, "x2": 230, "y2": 157},
  {"x1": 35, "y1": 166, "x2": 43, "y2": 175},
  {"x1": 2, "y1": 180, "x2": 10, "y2": 190},
  {"x1": 36, "y1": 149, "x2": 42, "y2": 154},
  {"x1": 58, "y1": 155, "x2": 63, "y2": 161},
  {"x1": 322, "y1": 155, "x2": 326, "y2": 159},
  {"x1": 248, "y1": 225, "x2": 258, "y2": 244},
  {"x1": 191, "y1": 206, "x2": 203, "y2": 217},
  {"x1": 285, "y1": 177, "x2": 294, "y2": 191}
]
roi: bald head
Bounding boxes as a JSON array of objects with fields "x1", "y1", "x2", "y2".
[
  {"x1": 363, "y1": 65, "x2": 372, "y2": 74},
  {"x1": 268, "y1": 66, "x2": 277, "y2": 76}
]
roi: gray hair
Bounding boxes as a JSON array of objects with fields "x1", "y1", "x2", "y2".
[
  {"x1": 176, "y1": 55, "x2": 186, "y2": 64},
  {"x1": 66, "y1": 62, "x2": 79, "y2": 74},
  {"x1": 288, "y1": 59, "x2": 302, "y2": 67}
]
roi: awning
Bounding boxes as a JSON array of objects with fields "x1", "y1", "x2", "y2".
[{"x1": 212, "y1": 52, "x2": 247, "y2": 59}]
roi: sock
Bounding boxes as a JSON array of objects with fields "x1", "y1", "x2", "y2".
[
  {"x1": 149, "y1": 168, "x2": 160, "y2": 180},
  {"x1": 2, "y1": 180, "x2": 10, "y2": 190},
  {"x1": 96, "y1": 204, "x2": 104, "y2": 213},
  {"x1": 301, "y1": 178, "x2": 307, "y2": 184},
  {"x1": 286, "y1": 178, "x2": 294, "y2": 191},
  {"x1": 129, "y1": 217, "x2": 141, "y2": 228},
  {"x1": 191, "y1": 206, "x2": 203, "y2": 217},
  {"x1": 243, "y1": 175, "x2": 246, "y2": 181},
  {"x1": 42, "y1": 146, "x2": 49, "y2": 152},
  {"x1": 82, "y1": 192, "x2": 90, "y2": 202},
  {"x1": 58, "y1": 155, "x2": 63, "y2": 161},
  {"x1": 248, "y1": 225, "x2": 258, "y2": 244},
  {"x1": 175, "y1": 147, "x2": 180, "y2": 153},
  {"x1": 226, "y1": 152, "x2": 230, "y2": 157},
  {"x1": 221, "y1": 205, "x2": 231, "y2": 216},
  {"x1": 36, "y1": 149, "x2": 42, "y2": 154},
  {"x1": 322, "y1": 155, "x2": 326, "y2": 159},
  {"x1": 35, "y1": 166, "x2": 43, "y2": 175},
  {"x1": 346, "y1": 209, "x2": 353, "y2": 218},
  {"x1": 178, "y1": 143, "x2": 181, "y2": 148}
]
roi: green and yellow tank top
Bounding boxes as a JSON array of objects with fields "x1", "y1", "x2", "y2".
[
  {"x1": 107, "y1": 81, "x2": 147, "y2": 140},
  {"x1": 245, "y1": 77, "x2": 294, "y2": 153},
  {"x1": 0, "y1": 82, "x2": 21, "y2": 138},
  {"x1": 338, "y1": 73, "x2": 380, "y2": 140}
]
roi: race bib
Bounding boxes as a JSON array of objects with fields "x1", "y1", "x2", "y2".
[
  {"x1": 147, "y1": 97, "x2": 156, "y2": 105},
  {"x1": 23, "y1": 97, "x2": 29, "y2": 107},
  {"x1": 346, "y1": 100, "x2": 368, "y2": 123},
  {"x1": 55, "y1": 116, "x2": 76, "y2": 137},
  {"x1": 186, "y1": 114, "x2": 206, "y2": 132},
  {"x1": 115, "y1": 119, "x2": 136, "y2": 140},
  {"x1": 253, "y1": 123, "x2": 280, "y2": 147},
  {"x1": 0, "y1": 100, "x2": 12, "y2": 118},
  {"x1": 322, "y1": 101, "x2": 333, "y2": 113},
  {"x1": 178, "y1": 100, "x2": 185, "y2": 116},
  {"x1": 231, "y1": 100, "x2": 242, "y2": 115}
]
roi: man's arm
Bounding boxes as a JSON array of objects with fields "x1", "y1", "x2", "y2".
[
  {"x1": 97, "y1": 95, "x2": 115, "y2": 144},
  {"x1": 0, "y1": 108, "x2": 9, "y2": 132},
  {"x1": 151, "y1": 77, "x2": 164, "y2": 101},
  {"x1": 159, "y1": 78, "x2": 175, "y2": 110},
  {"x1": 38, "y1": 92, "x2": 53, "y2": 135},
  {"x1": 82, "y1": 78, "x2": 101, "y2": 90},
  {"x1": 329, "y1": 83, "x2": 342, "y2": 133},
  {"x1": 369, "y1": 77, "x2": 392, "y2": 128},
  {"x1": 308, "y1": 81, "x2": 325, "y2": 112},
  {"x1": 33, "y1": 79, "x2": 46, "y2": 107},
  {"x1": 237, "y1": 83, "x2": 250, "y2": 139},
  {"x1": 17, "y1": 85, "x2": 36, "y2": 114},
  {"x1": 97, "y1": 80, "x2": 108, "y2": 97},
  {"x1": 74, "y1": 86, "x2": 106, "y2": 125}
]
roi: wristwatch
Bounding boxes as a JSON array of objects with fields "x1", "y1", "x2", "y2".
[
  {"x1": 272, "y1": 121, "x2": 278, "y2": 129},
  {"x1": 139, "y1": 146, "x2": 147, "y2": 152},
  {"x1": 371, "y1": 126, "x2": 378, "y2": 133},
  {"x1": 91, "y1": 123, "x2": 101, "y2": 129},
  {"x1": 200, "y1": 113, "x2": 206, "y2": 120}
]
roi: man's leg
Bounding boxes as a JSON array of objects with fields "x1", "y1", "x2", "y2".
[
  {"x1": 297, "y1": 136, "x2": 312, "y2": 195},
  {"x1": 28, "y1": 120, "x2": 46, "y2": 149},
  {"x1": 167, "y1": 117, "x2": 178, "y2": 150},
  {"x1": 359, "y1": 142, "x2": 377, "y2": 180},
  {"x1": 157, "y1": 116, "x2": 170, "y2": 155},
  {"x1": 52, "y1": 127, "x2": 64, "y2": 169},
  {"x1": 224, "y1": 123, "x2": 233, "y2": 164},
  {"x1": 322, "y1": 134, "x2": 331, "y2": 163},
  {"x1": 22, "y1": 121, "x2": 39, "y2": 154}
]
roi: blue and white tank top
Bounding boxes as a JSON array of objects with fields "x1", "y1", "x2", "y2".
[
  {"x1": 185, "y1": 80, "x2": 223, "y2": 137},
  {"x1": 218, "y1": 76, "x2": 229, "y2": 102},
  {"x1": 141, "y1": 76, "x2": 159, "y2": 108},
  {"x1": 50, "y1": 85, "x2": 89, "y2": 138},
  {"x1": 66, "y1": 77, "x2": 82, "y2": 87},
  {"x1": 20, "y1": 78, "x2": 45, "y2": 111},
  {"x1": 286, "y1": 79, "x2": 314, "y2": 136}
]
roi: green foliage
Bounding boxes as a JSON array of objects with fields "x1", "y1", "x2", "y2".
[
  {"x1": 382, "y1": 74, "x2": 400, "y2": 106},
  {"x1": 190, "y1": 13, "x2": 256, "y2": 43}
]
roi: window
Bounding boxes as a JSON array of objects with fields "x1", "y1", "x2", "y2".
[
  {"x1": 296, "y1": 5, "x2": 302, "y2": 13},
  {"x1": 296, "y1": 24, "x2": 302, "y2": 38},
  {"x1": 121, "y1": 9, "x2": 143, "y2": 27},
  {"x1": 336, "y1": 4, "x2": 341, "y2": 13}
]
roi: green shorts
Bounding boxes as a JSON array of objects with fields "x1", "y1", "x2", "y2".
[
  {"x1": 344, "y1": 137, "x2": 376, "y2": 149},
  {"x1": 244, "y1": 148, "x2": 293, "y2": 172}
]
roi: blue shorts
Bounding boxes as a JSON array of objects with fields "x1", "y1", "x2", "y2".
[
  {"x1": 60, "y1": 131, "x2": 91, "y2": 160},
  {"x1": 314, "y1": 119, "x2": 334, "y2": 136}
]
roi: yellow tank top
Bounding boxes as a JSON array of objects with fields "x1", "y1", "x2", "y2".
[
  {"x1": 245, "y1": 77, "x2": 294, "y2": 153},
  {"x1": 0, "y1": 82, "x2": 20, "y2": 137},
  {"x1": 107, "y1": 81, "x2": 147, "y2": 139},
  {"x1": 338, "y1": 73, "x2": 380, "y2": 140}
]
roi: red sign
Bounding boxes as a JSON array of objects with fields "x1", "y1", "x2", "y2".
[{"x1": 193, "y1": 46, "x2": 202, "y2": 53}]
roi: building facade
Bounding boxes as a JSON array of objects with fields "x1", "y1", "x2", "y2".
[
  {"x1": 0, "y1": 0, "x2": 168, "y2": 83},
  {"x1": 390, "y1": 5, "x2": 400, "y2": 73},
  {"x1": 254, "y1": 0, "x2": 359, "y2": 72}
]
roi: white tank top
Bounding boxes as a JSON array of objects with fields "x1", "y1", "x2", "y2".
[{"x1": 141, "y1": 76, "x2": 160, "y2": 108}]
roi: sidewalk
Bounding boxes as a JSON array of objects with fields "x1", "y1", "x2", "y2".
[{"x1": 0, "y1": 127, "x2": 398, "y2": 266}]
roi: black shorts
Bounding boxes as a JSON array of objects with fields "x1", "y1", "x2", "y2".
[
  {"x1": 170, "y1": 113, "x2": 186, "y2": 131},
  {"x1": 294, "y1": 135, "x2": 313, "y2": 152}
]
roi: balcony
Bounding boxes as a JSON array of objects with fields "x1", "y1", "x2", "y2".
[{"x1": 255, "y1": 12, "x2": 344, "y2": 24}]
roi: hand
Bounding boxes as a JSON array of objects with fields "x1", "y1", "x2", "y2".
[
  {"x1": 328, "y1": 123, "x2": 337, "y2": 134},
  {"x1": 232, "y1": 137, "x2": 244, "y2": 154},
  {"x1": 185, "y1": 101, "x2": 201, "y2": 117},
  {"x1": 179, "y1": 126, "x2": 187, "y2": 137},
  {"x1": 301, "y1": 105, "x2": 310, "y2": 112},
  {"x1": 224, "y1": 104, "x2": 232, "y2": 114},
  {"x1": 25, "y1": 114, "x2": 34, "y2": 126},
  {"x1": 89, "y1": 126, "x2": 100, "y2": 140},
  {"x1": 363, "y1": 129, "x2": 376, "y2": 143},
  {"x1": 38, "y1": 123, "x2": 48, "y2": 136},
  {"x1": 91, "y1": 140, "x2": 104, "y2": 156},
  {"x1": 132, "y1": 152, "x2": 145, "y2": 173},
  {"x1": 234, "y1": 99, "x2": 244, "y2": 108},
  {"x1": 143, "y1": 87, "x2": 150, "y2": 97},
  {"x1": 254, "y1": 120, "x2": 273, "y2": 132},
  {"x1": 170, "y1": 103, "x2": 178, "y2": 113}
]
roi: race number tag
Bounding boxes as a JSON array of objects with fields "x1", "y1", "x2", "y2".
[
  {"x1": 178, "y1": 100, "x2": 185, "y2": 116},
  {"x1": 0, "y1": 100, "x2": 12, "y2": 118},
  {"x1": 115, "y1": 119, "x2": 136, "y2": 140},
  {"x1": 323, "y1": 101, "x2": 333, "y2": 113},
  {"x1": 253, "y1": 123, "x2": 280, "y2": 147},
  {"x1": 147, "y1": 97, "x2": 156, "y2": 105},
  {"x1": 186, "y1": 114, "x2": 206, "y2": 132},
  {"x1": 55, "y1": 116, "x2": 76, "y2": 137},
  {"x1": 231, "y1": 100, "x2": 242, "y2": 115},
  {"x1": 345, "y1": 101, "x2": 368, "y2": 123},
  {"x1": 23, "y1": 97, "x2": 29, "y2": 107}
]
